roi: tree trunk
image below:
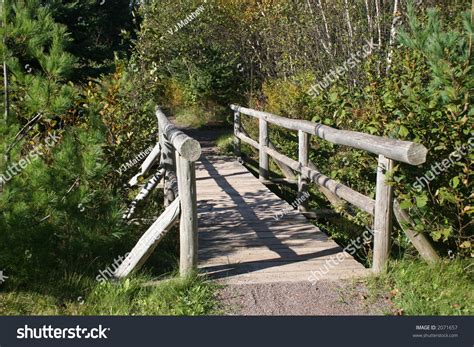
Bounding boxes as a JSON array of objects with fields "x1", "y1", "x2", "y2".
[
  {"x1": 386, "y1": 0, "x2": 400, "y2": 73},
  {"x1": 375, "y1": 0, "x2": 382, "y2": 75},
  {"x1": 1, "y1": 0, "x2": 10, "y2": 195},
  {"x1": 2, "y1": 0, "x2": 9, "y2": 125},
  {"x1": 469, "y1": 0, "x2": 474, "y2": 57},
  {"x1": 344, "y1": 0, "x2": 353, "y2": 45},
  {"x1": 2, "y1": 62, "x2": 8, "y2": 124},
  {"x1": 305, "y1": 0, "x2": 313, "y2": 15},
  {"x1": 364, "y1": 0, "x2": 374, "y2": 54},
  {"x1": 375, "y1": 0, "x2": 382, "y2": 48},
  {"x1": 317, "y1": 0, "x2": 332, "y2": 55}
]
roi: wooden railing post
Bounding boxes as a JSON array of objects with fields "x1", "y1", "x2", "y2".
[
  {"x1": 259, "y1": 117, "x2": 269, "y2": 181},
  {"x1": 117, "y1": 107, "x2": 201, "y2": 279},
  {"x1": 230, "y1": 104, "x2": 437, "y2": 269},
  {"x1": 373, "y1": 154, "x2": 394, "y2": 273},
  {"x1": 234, "y1": 110, "x2": 241, "y2": 158},
  {"x1": 160, "y1": 127, "x2": 177, "y2": 207},
  {"x1": 176, "y1": 153, "x2": 198, "y2": 276},
  {"x1": 298, "y1": 130, "x2": 309, "y2": 212}
]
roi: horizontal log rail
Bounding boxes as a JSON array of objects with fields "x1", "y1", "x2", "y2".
[
  {"x1": 237, "y1": 130, "x2": 376, "y2": 215},
  {"x1": 231, "y1": 104, "x2": 427, "y2": 165},
  {"x1": 156, "y1": 108, "x2": 201, "y2": 162},
  {"x1": 129, "y1": 142, "x2": 161, "y2": 187},
  {"x1": 231, "y1": 104, "x2": 438, "y2": 273},
  {"x1": 116, "y1": 107, "x2": 201, "y2": 279}
]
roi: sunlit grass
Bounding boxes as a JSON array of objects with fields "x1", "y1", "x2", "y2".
[
  {"x1": 0, "y1": 272, "x2": 217, "y2": 316},
  {"x1": 216, "y1": 134, "x2": 234, "y2": 155},
  {"x1": 368, "y1": 259, "x2": 474, "y2": 315}
]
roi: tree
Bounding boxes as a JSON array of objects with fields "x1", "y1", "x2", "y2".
[
  {"x1": 386, "y1": 0, "x2": 401, "y2": 73},
  {"x1": 0, "y1": 0, "x2": 128, "y2": 286},
  {"x1": 1, "y1": 0, "x2": 9, "y2": 125},
  {"x1": 46, "y1": 0, "x2": 139, "y2": 80}
]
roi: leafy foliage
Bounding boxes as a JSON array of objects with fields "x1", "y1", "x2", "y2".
[
  {"x1": 46, "y1": 0, "x2": 139, "y2": 79},
  {"x1": 240, "y1": 2, "x2": 473, "y2": 258},
  {"x1": 0, "y1": 0, "x2": 132, "y2": 287}
]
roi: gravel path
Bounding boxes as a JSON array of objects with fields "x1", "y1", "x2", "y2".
[{"x1": 217, "y1": 280, "x2": 392, "y2": 315}]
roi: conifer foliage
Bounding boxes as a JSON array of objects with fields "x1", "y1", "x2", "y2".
[{"x1": 0, "y1": 0, "x2": 128, "y2": 286}]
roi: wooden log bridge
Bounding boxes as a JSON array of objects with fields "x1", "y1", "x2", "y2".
[
  {"x1": 115, "y1": 108, "x2": 201, "y2": 278},
  {"x1": 114, "y1": 105, "x2": 438, "y2": 283}
]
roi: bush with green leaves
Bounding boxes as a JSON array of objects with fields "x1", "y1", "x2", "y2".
[
  {"x1": 260, "y1": 2, "x2": 473, "y2": 258},
  {"x1": 131, "y1": 0, "x2": 247, "y2": 123}
]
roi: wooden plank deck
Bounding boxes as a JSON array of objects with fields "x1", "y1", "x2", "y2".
[{"x1": 196, "y1": 156, "x2": 368, "y2": 284}]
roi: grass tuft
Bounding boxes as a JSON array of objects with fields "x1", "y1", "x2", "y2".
[
  {"x1": 216, "y1": 134, "x2": 234, "y2": 155},
  {"x1": 0, "y1": 273, "x2": 217, "y2": 316},
  {"x1": 368, "y1": 259, "x2": 473, "y2": 315}
]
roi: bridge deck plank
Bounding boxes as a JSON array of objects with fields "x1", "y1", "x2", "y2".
[{"x1": 196, "y1": 156, "x2": 368, "y2": 284}]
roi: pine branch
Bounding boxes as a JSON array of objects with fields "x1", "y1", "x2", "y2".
[{"x1": 5, "y1": 113, "x2": 43, "y2": 157}]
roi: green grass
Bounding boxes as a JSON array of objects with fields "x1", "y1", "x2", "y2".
[
  {"x1": 368, "y1": 259, "x2": 473, "y2": 315},
  {"x1": 0, "y1": 272, "x2": 218, "y2": 315},
  {"x1": 174, "y1": 105, "x2": 226, "y2": 128},
  {"x1": 216, "y1": 134, "x2": 234, "y2": 155}
]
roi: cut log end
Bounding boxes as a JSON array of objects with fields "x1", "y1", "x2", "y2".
[
  {"x1": 406, "y1": 142, "x2": 428, "y2": 166},
  {"x1": 180, "y1": 138, "x2": 202, "y2": 162}
]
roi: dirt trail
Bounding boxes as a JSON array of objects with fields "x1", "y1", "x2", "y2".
[
  {"x1": 217, "y1": 280, "x2": 391, "y2": 316},
  {"x1": 178, "y1": 124, "x2": 392, "y2": 316},
  {"x1": 173, "y1": 122, "x2": 231, "y2": 156}
]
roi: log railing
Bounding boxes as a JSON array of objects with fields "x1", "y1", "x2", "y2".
[
  {"x1": 231, "y1": 104, "x2": 438, "y2": 273},
  {"x1": 115, "y1": 107, "x2": 201, "y2": 279}
]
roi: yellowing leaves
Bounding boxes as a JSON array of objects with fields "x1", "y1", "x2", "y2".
[{"x1": 398, "y1": 125, "x2": 410, "y2": 138}]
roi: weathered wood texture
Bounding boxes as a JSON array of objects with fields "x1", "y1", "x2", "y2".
[
  {"x1": 115, "y1": 198, "x2": 181, "y2": 279},
  {"x1": 177, "y1": 153, "x2": 198, "y2": 276},
  {"x1": 123, "y1": 167, "x2": 165, "y2": 220},
  {"x1": 129, "y1": 143, "x2": 161, "y2": 187},
  {"x1": 393, "y1": 199, "x2": 440, "y2": 263},
  {"x1": 234, "y1": 110, "x2": 241, "y2": 157},
  {"x1": 231, "y1": 104, "x2": 427, "y2": 165},
  {"x1": 157, "y1": 108, "x2": 201, "y2": 275},
  {"x1": 121, "y1": 109, "x2": 201, "y2": 278},
  {"x1": 156, "y1": 107, "x2": 201, "y2": 162},
  {"x1": 235, "y1": 130, "x2": 376, "y2": 214},
  {"x1": 160, "y1": 124, "x2": 177, "y2": 207},
  {"x1": 259, "y1": 117, "x2": 269, "y2": 181},
  {"x1": 240, "y1": 126, "x2": 296, "y2": 180},
  {"x1": 196, "y1": 156, "x2": 368, "y2": 284},
  {"x1": 298, "y1": 130, "x2": 309, "y2": 212},
  {"x1": 372, "y1": 155, "x2": 394, "y2": 273},
  {"x1": 231, "y1": 104, "x2": 438, "y2": 273},
  {"x1": 240, "y1": 126, "x2": 346, "y2": 211}
]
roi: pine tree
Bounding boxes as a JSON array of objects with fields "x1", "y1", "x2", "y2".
[{"x1": 0, "y1": 0, "x2": 129, "y2": 286}]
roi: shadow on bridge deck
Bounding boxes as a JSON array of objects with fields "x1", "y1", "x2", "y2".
[{"x1": 196, "y1": 156, "x2": 368, "y2": 284}]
